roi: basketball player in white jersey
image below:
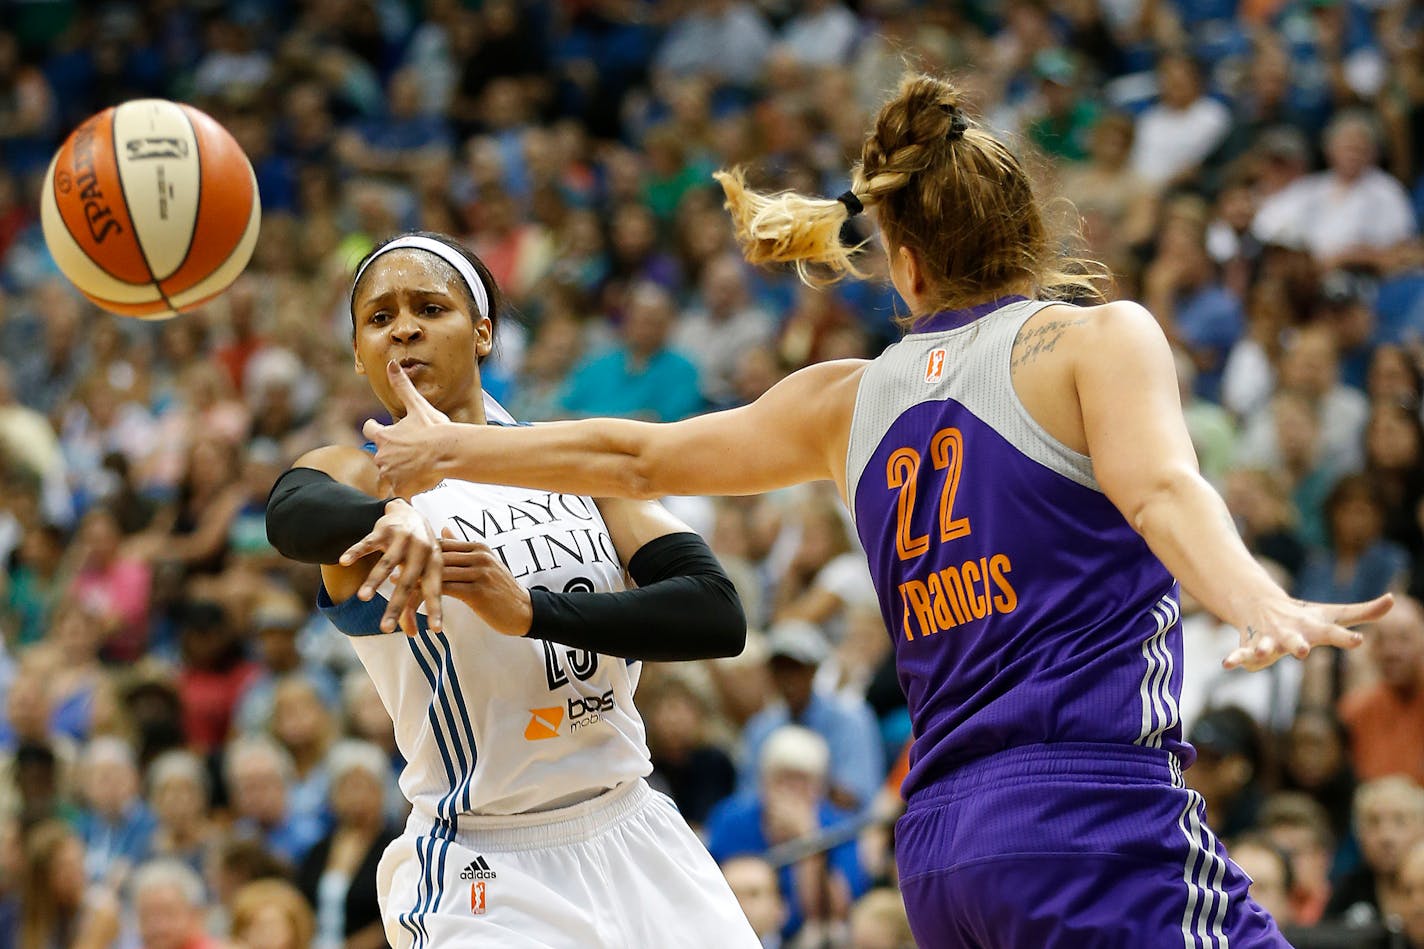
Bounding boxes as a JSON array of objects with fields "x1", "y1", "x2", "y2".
[{"x1": 265, "y1": 232, "x2": 759, "y2": 947}]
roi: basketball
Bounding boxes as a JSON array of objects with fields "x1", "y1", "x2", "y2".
[{"x1": 39, "y1": 99, "x2": 260, "y2": 320}]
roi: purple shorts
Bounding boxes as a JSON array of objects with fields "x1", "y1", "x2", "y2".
[{"x1": 895, "y1": 742, "x2": 1288, "y2": 948}]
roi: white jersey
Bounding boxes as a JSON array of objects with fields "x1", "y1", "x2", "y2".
[{"x1": 319, "y1": 476, "x2": 651, "y2": 824}]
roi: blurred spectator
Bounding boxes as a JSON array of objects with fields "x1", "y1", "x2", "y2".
[
  {"x1": 147, "y1": 750, "x2": 216, "y2": 875},
  {"x1": 1023, "y1": 50, "x2": 1100, "y2": 163},
  {"x1": 1339, "y1": 596, "x2": 1424, "y2": 785},
  {"x1": 177, "y1": 600, "x2": 261, "y2": 755},
  {"x1": 1142, "y1": 196, "x2": 1244, "y2": 402},
  {"x1": 68, "y1": 505, "x2": 152, "y2": 662},
  {"x1": 559, "y1": 282, "x2": 704, "y2": 422},
  {"x1": 1280, "y1": 708, "x2": 1358, "y2": 845},
  {"x1": 1260, "y1": 792, "x2": 1336, "y2": 927},
  {"x1": 643, "y1": 676, "x2": 737, "y2": 830},
  {"x1": 738, "y1": 619, "x2": 884, "y2": 812},
  {"x1": 236, "y1": 593, "x2": 342, "y2": 737},
  {"x1": 1257, "y1": 110, "x2": 1418, "y2": 271},
  {"x1": 74, "y1": 736, "x2": 156, "y2": 885},
  {"x1": 1224, "y1": 468, "x2": 1306, "y2": 581},
  {"x1": 1295, "y1": 475, "x2": 1409, "y2": 604},
  {"x1": 707, "y1": 725, "x2": 870, "y2": 942},
  {"x1": 847, "y1": 887, "x2": 915, "y2": 949},
  {"x1": 18, "y1": 821, "x2": 93, "y2": 949},
  {"x1": 295, "y1": 741, "x2": 394, "y2": 949},
  {"x1": 1057, "y1": 112, "x2": 1158, "y2": 270},
  {"x1": 1186, "y1": 706, "x2": 1265, "y2": 838},
  {"x1": 2, "y1": 522, "x2": 65, "y2": 646},
  {"x1": 1365, "y1": 400, "x2": 1424, "y2": 556},
  {"x1": 225, "y1": 735, "x2": 324, "y2": 867},
  {"x1": 673, "y1": 254, "x2": 775, "y2": 409},
  {"x1": 1130, "y1": 51, "x2": 1231, "y2": 187},
  {"x1": 231, "y1": 878, "x2": 317, "y2": 949},
  {"x1": 655, "y1": 0, "x2": 773, "y2": 89},
  {"x1": 1326, "y1": 776, "x2": 1424, "y2": 927},
  {"x1": 270, "y1": 676, "x2": 337, "y2": 831},
  {"x1": 1230, "y1": 833, "x2": 1297, "y2": 928},
  {"x1": 1239, "y1": 325, "x2": 1369, "y2": 483},
  {"x1": 722, "y1": 854, "x2": 787, "y2": 949},
  {"x1": 133, "y1": 858, "x2": 222, "y2": 949}
]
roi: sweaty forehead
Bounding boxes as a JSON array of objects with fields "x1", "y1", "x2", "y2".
[{"x1": 355, "y1": 248, "x2": 467, "y2": 303}]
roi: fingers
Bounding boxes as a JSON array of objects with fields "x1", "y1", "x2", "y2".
[
  {"x1": 387, "y1": 361, "x2": 440, "y2": 420},
  {"x1": 421, "y1": 543, "x2": 443, "y2": 635},
  {"x1": 363, "y1": 418, "x2": 386, "y2": 443},
  {"x1": 1328, "y1": 593, "x2": 1394, "y2": 628},
  {"x1": 384, "y1": 545, "x2": 426, "y2": 634},
  {"x1": 1313, "y1": 621, "x2": 1366, "y2": 652},
  {"x1": 340, "y1": 531, "x2": 385, "y2": 567},
  {"x1": 359, "y1": 535, "x2": 407, "y2": 601}
]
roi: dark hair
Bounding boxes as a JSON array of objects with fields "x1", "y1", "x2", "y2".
[
  {"x1": 350, "y1": 231, "x2": 504, "y2": 365},
  {"x1": 1321, "y1": 473, "x2": 1383, "y2": 541}
]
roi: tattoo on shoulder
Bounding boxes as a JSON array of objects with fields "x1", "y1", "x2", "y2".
[{"x1": 1011, "y1": 318, "x2": 1090, "y2": 369}]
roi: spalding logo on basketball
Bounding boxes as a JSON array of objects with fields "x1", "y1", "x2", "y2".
[{"x1": 40, "y1": 98, "x2": 260, "y2": 320}]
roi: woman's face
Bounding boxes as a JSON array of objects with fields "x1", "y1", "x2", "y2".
[
  {"x1": 1287, "y1": 715, "x2": 1342, "y2": 788},
  {"x1": 273, "y1": 685, "x2": 328, "y2": 751},
  {"x1": 1367, "y1": 347, "x2": 1418, "y2": 403},
  {"x1": 331, "y1": 768, "x2": 384, "y2": 826},
  {"x1": 153, "y1": 775, "x2": 206, "y2": 828},
  {"x1": 1367, "y1": 408, "x2": 1421, "y2": 470},
  {"x1": 351, "y1": 250, "x2": 490, "y2": 420},
  {"x1": 236, "y1": 904, "x2": 299, "y2": 949},
  {"x1": 1331, "y1": 494, "x2": 1382, "y2": 549}
]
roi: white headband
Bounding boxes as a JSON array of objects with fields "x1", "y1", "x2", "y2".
[{"x1": 351, "y1": 235, "x2": 490, "y2": 320}]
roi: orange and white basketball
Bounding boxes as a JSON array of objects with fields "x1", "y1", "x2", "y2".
[{"x1": 40, "y1": 99, "x2": 260, "y2": 319}]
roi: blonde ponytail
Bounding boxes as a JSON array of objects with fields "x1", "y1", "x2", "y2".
[{"x1": 713, "y1": 168, "x2": 869, "y2": 287}]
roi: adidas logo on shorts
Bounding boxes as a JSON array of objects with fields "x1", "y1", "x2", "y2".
[{"x1": 460, "y1": 855, "x2": 497, "y2": 880}]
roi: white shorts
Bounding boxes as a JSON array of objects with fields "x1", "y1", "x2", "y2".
[{"x1": 376, "y1": 779, "x2": 760, "y2": 947}]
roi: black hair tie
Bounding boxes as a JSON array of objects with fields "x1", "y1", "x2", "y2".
[
  {"x1": 837, "y1": 190, "x2": 864, "y2": 217},
  {"x1": 946, "y1": 110, "x2": 969, "y2": 142}
]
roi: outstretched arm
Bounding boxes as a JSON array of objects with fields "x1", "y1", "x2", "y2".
[
  {"x1": 1076, "y1": 302, "x2": 1391, "y2": 670},
  {"x1": 364, "y1": 358, "x2": 865, "y2": 502}
]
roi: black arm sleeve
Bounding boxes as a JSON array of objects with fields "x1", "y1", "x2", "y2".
[
  {"x1": 525, "y1": 532, "x2": 747, "y2": 662},
  {"x1": 265, "y1": 467, "x2": 391, "y2": 565}
]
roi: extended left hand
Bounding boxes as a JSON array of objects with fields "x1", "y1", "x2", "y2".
[
  {"x1": 366, "y1": 361, "x2": 452, "y2": 498},
  {"x1": 1223, "y1": 593, "x2": 1393, "y2": 671}
]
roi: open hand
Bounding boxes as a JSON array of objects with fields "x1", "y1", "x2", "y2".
[
  {"x1": 439, "y1": 528, "x2": 533, "y2": 637},
  {"x1": 1223, "y1": 593, "x2": 1393, "y2": 671},
  {"x1": 339, "y1": 497, "x2": 444, "y2": 635},
  {"x1": 366, "y1": 360, "x2": 452, "y2": 499}
]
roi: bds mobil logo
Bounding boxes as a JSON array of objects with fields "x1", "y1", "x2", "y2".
[{"x1": 524, "y1": 690, "x2": 616, "y2": 740}]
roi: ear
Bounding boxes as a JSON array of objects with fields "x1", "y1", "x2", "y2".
[
  {"x1": 474, "y1": 315, "x2": 493, "y2": 358},
  {"x1": 898, "y1": 244, "x2": 926, "y2": 296},
  {"x1": 353, "y1": 345, "x2": 367, "y2": 377}
]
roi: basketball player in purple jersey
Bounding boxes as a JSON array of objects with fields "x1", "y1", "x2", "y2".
[{"x1": 360, "y1": 75, "x2": 1392, "y2": 946}]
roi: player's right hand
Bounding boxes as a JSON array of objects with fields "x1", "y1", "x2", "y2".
[
  {"x1": 438, "y1": 528, "x2": 534, "y2": 637},
  {"x1": 1222, "y1": 593, "x2": 1393, "y2": 671},
  {"x1": 339, "y1": 498, "x2": 444, "y2": 636}
]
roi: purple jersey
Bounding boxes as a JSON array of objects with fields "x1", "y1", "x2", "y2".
[{"x1": 846, "y1": 297, "x2": 1191, "y2": 803}]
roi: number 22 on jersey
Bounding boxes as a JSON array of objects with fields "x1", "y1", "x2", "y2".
[{"x1": 887, "y1": 426, "x2": 971, "y2": 561}]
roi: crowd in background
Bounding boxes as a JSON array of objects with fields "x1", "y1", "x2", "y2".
[{"x1": 2, "y1": 0, "x2": 1424, "y2": 946}]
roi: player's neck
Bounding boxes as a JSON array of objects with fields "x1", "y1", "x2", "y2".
[{"x1": 445, "y1": 399, "x2": 488, "y2": 425}]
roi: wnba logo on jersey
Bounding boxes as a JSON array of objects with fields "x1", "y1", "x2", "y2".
[
  {"x1": 470, "y1": 881, "x2": 487, "y2": 915},
  {"x1": 925, "y1": 348, "x2": 947, "y2": 383}
]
